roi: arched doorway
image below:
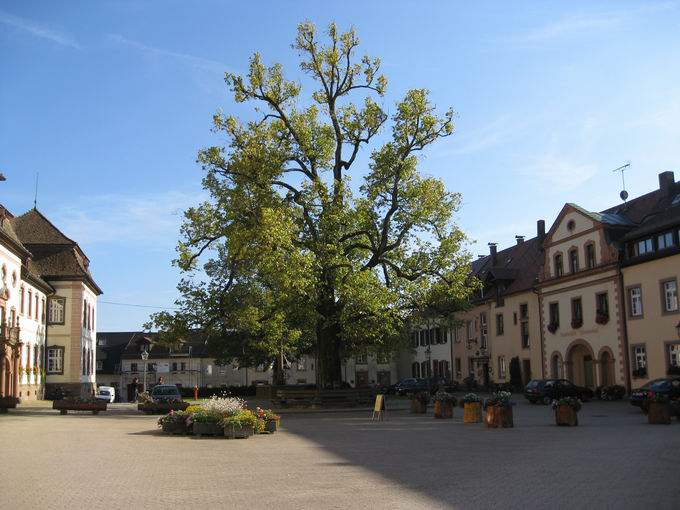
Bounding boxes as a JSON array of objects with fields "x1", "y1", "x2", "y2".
[
  {"x1": 599, "y1": 349, "x2": 614, "y2": 387},
  {"x1": 567, "y1": 341, "x2": 594, "y2": 388},
  {"x1": 550, "y1": 352, "x2": 563, "y2": 379}
]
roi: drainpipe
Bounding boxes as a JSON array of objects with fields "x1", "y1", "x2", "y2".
[
  {"x1": 617, "y1": 268, "x2": 632, "y2": 394},
  {"x1": 533, "y1": 286, "x2": 546, "y2": 379}
]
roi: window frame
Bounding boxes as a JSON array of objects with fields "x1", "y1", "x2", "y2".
[
  {"x1": 627, "y1": 285, "x2": 643, "y2": 319},
  {"x1": 548, "y1": 301, "x2": 560, "y2": 327},
  {"x1": 498, "y1": 355, "x2": 506, "y2": 379},
  {"x1": 585, "y1": 242, "x2": 596, "y2": 269},
  {"x1": 630, "y1": 344, "x2": 647, "y2": 373},
  {"x1": 46, "y1": 346, "x2": 65, "y2": 375},
  {"x1": 554, "y1": 253, "x2": 564, "y2": 277},
  {"x1": 48, "y1": 297, "x2": 66, "y2": 325},
  {"x1": 657, "y1": 231, "x2": 674, "y2": 250},
  {"x1": 568, "y1": 248, "x2": 579, "y2": 273},
  {"x1": 596, "y1": 292, "x2": 609, "y2": 316},
  {"x1": 495, "y1": 313, "x2": 504, "y2": 336},
  {"x1": 660, "y1": 278, "x2": 679, "y2": 314},
  {"x1": 665, "y1": 341, "x2": 680, "y2": 373}
]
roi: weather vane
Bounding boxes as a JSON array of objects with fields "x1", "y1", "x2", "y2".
[{"x1": 612, "y1": 162, "x2": 630, "y2": 202}]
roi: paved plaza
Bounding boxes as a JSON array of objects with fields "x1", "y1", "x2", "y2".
[{"x1": 0, "y1": 398, "x2": 678, "y2": 510}]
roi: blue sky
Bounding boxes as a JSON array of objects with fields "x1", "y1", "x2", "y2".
[{"x1": 1, "y1": 1, "x2": 679, "y2": 331}]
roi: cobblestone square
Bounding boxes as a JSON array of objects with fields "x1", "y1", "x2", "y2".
[{"x1": 1, "y1": 398, "x2": 678, "y2": 509}]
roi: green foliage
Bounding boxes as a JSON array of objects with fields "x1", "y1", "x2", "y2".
[{"x1": 148, "y1": 22, "x2": 475, "y2": 384}]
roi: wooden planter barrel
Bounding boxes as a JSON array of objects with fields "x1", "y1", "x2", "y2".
[
  {"x1": 53, "y1": 400, "x2": 107, "y2": 415},
  {"x1": 648, "y1": 402, "x2": 671, "y2": 425},
  {"x1": 193, "y1": 422, "x2": 224, "y2": 436},
  {"x1": 161, "y1": 420, "x2": 189, "y2": 435},
  {"x1": 463, "y1": 402, "x2": 482, "y2": 423},
  {"x1": 434, "y1": 401, "x2": 453, "y2": 419},
  {"x1": 264, "y1": 419, "x2": 279, "y2": 433},
  {"x1": 485, "y1": 405, "x2": 513, "y2": 428},
  {"x1": 555, "y1": 405, "x2": 578, "y2": 426},
  {"x1": 226, "y1": 425, "x2": 254, "y2": 439},
  {"x1": 0, "y1": 396, "x2": 19, "y2": 414},
  {"x1": 410, "y1": 399, "x2": 428, "y2": 414},
  {"x1": 138, "y1": 401, "x2": 190, "y2": 415}
]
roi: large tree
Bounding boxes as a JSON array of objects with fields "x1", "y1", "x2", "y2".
[{"x1": 150, "y1": 22, "x2": 475, "y2": 386}]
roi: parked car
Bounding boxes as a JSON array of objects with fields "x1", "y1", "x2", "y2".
[
  {"x1": 427, "y1": 378, "x2": 459, "y2": 394},
  {"x1": 524, "y1": 379, "x2": 594, "y2": 404},
  {"x1": 393, "y1": 378, "x2": 429, "y2": 396},
  {"x1": 95, "y1": 386, "x2": 115, "y2": 403},
  {"x1": 150, "y1": 384, "x2": 182, "y2": 402},
  {"x1": 637, "y1": 377, "x2": 680, "y2": 415},
  {"x1": 629, "y1": 378, "x2": 668, "y2": 408}
]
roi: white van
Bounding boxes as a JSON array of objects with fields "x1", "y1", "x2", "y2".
[{"x1": 95, "y1": 386, "x2": 116, "y2": 403}]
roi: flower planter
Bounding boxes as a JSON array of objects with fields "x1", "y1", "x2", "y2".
[
  {"x1": 193, "y1": 422, "x2": 224, "y2": 436},
  {"x1": 648, "y1": 402, "x2": 671, "y2": 425},
  {"x1": 434, "y1": 401, "x2": 453, "y2": 419},
  {"x1": 0, "y1": 396, "x2": 20, "y2": 414},
  {"x1": 554, "y1": 405, "x2": 578, "y2": 426},
  {"x1": 161, "y1": 420, "x2": 189, "y2": 435},
  {"x1": 485, "y1": 406, "x2": 513, "y2": 428},
  {"x1": 410, "y1": 399, "x2": 427, "y2": 414},
  {"x1": 225, "y1": 425, "x2": 254, "y2": 439},
  {"x1": 463, "y1": 402, "x2": 482, "y2": 423},
  {"x1": 138, "y1": 401, "x2": 190, "y2": 415},
  {"x1": 264, "y1": 419, "x2": 279, "y2": 433},
  {"x1": 52, "y1": 400, "x2": 107, "y2": 415}
]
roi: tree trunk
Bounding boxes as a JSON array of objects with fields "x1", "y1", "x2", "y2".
[{"x1": 316, "y1": 285, "x2": 343, "y2": 388}]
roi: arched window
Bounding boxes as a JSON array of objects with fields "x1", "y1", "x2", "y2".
[
  {"x1": 569, "y1": 248, "x2": 579, "y2": 273},
  {"x1": 554, "y1": 254, "x2": 563, "y2": 277}
]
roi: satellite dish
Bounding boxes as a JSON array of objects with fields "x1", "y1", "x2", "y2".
[{"x1": 620, "y1": 190, "x2": 629, "y2": 201}]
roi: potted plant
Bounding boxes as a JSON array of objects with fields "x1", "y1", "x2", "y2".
[
  {"x1": 53, "y1": 397, "x2": 107, "y2": 415},
  {"x1": 647, "y1": 394, "x2": 671, "y2": 425},
  {"x1": 192, "y1": 410, "x2": 224, "y2": 436},
  {"x1": 433, "y1": 392, "x2": 457, "y2": 419},
  {"x1": 158, "y1": 410, "x2": 190, "y2": 434},
  {"x1": 461, "y1": 393, "x2": 482, "y2": 423},
  {"x1": 547, "y1": 322, "x2": 559, "y2": 334},
  {"x1": 632, "y1": 367, "x2": 647, "y2": 379},
  {"x1": 484, "y1": 391, "x2": 513, "y2": 428},
  {"x1": 256, "y1": 407, "x2": 281, "y2": 433},
  {"x1": 0, "y1": 396, "x2": 20, "y2": 413},
  {"x1": 224, "y1": 409, "x2": 258, "y2": 439},
  {"x1": 552, "y1": 397, "x2": 581, "y2": 426},
  {"x1": 410, "y1": 392, "x2": 429, "y2": 414}
]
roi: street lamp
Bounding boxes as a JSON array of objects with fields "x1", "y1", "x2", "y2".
[{"x1": 141, "y1": 349, "x2": 149, "y2": 393}]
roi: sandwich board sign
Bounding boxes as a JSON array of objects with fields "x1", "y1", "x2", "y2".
[{"x1": 372, "y1": 394, "x2": 385, "y2": 421}]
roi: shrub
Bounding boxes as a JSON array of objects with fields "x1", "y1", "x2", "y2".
[
  {"x1": 256, "y1": 407, "x2": 280, "y2": 421},
  {"x1": 224, "y1": 409, "x2": 259, "y2": 429},
  {"x1": 461, "y1": 393, "x2": 481, "y2": 404},
  {"x1": 551, "y1": 397, "x2": 582, "y2": 412},
  {"x1": 192, "y1": 410, "x2": 223, "y2": 424},
  {"x1": 433, "y1": 392, "x2": 457, "y2": 405},
  {"x1": 201, "y1": 395, "x2": 245, "y2": 416},
  {"x1": 157, "y1": 410, "x2": 189, "y2": 427},
  {"x1": 485, "y1": 391, "x2": 512, "y2": 408},
  {"x1": 185, "y1": 405, "x2": 203, "y2": 414}
]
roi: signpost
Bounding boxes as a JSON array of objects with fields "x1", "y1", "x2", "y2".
[{"x1": 372, "y1": 394, "x2": 385, "y2": 421}]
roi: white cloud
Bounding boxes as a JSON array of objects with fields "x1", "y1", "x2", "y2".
[
  {"x1": 0, "y1": 10, "x2": 80, "y2": 48},
  {"x1": 522, "y1": 151, "x2": 597, "y2": 191},
  {"x1": 53, "y1": 190, "x2": 208, "y2": 247},
  {"x1": 108, "y1": 34, "x2": 228, "y2": 75}
]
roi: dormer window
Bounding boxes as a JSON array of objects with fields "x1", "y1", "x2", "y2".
[
  {"x1": 657, "y1": 232, "x2": 674, "y2": 250},
  {"x1": 554, "y1": 254, "x2": 563, "y2": 277},
  {"x1": 634, "y1": 238, "x2": 653, "y2": 256},
  {"x1": 569, "y1": 249, "x2": 579, "y2": 273}
]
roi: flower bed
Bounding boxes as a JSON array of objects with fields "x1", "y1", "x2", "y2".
[
  {"x1": 53, "y1": 399, "x2": 107, "y2": 415},
  {"x1": 158, "y1": 410, "x2": 191, "y2": 434},
  {"x1": 256, "y1": 407, "x2": 281, "y2": 434},
  {"x1": 552, "y1": 397, "x2": 581, "y2": 426},
  {"x1": 433, "y1": 392, "x2": 456, "y2": 419},
  {"x1": 484, "y1": 391, "x2": 513, "y2": 428},
  {"x1": 224, "y1": 409, "x2": 258, "y2": 439}
]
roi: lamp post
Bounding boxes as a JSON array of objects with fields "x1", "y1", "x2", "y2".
[{"x1": 141, "y1": 349, "x2": 149, "y2": 393}]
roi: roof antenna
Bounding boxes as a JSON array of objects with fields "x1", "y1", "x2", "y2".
[
  {"x1": 33, "y1": 172, "x2": 39, "y2": 209},
  {"x1": 612, "y1": 162, "x2": 630, "y2": 202}
]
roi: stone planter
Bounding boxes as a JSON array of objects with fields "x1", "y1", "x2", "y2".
[
  {"x1": 554, "y1": 405, "x2": 578, "y2": 426},
  {"x1": 193, "y1": 422, "x2": 224, "y2": 436},
  {"x1": 264, "y1": 419, "x2": 279, "y2": 433},
  {"x1": 0, "y1": 396, "x2": 20, "y2": 414},
  {"x1": 648, "y1": 402, "x2": 671, "y2": 425},
  {"x1": 410, "y1": 399, "x2": 427, "y2": 414},
  {"x1": 485, "y1": 405, "x2": 513, "y2": 428},
  {"x1": 138, "y1": 401, "x2": 190, "y2": 415},
  {"x1": 225, "y1": 424, "x2": 254, "y2": 439},
  {"x1": 161, "y1": 420, "x2": 189, "y2": 435},
  {"x1": 53, "y1": 400, "x2": 107, "y2": 415},
  {"x1": 434, "y1": 401, "x2": 453, "y2": 419},
  {"x1": 463, "y1": 402, "x2": 482, "y2": 423}
]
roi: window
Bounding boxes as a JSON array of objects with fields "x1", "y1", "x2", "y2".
[
  {"x1": 421, "y1": 360, "x2": 431, "y2": 378},
  {"x1": 629, "y1": 287, "x2": 643, "y2": 317},
  {"x1": 466, "y1": 320, "x2": 475, "y2": 341},
  {"x1": 571, "y1": 298, "x2": 583, "y2": 327},
  {"x1": 662, "y1": 280, "x2": 678, "y2": 312},
  {"x1": 480, "y1": 313, "x2": 488, "y2": 350},
  {"x1": 47, "y1": 347, "x2": 64, "y2": 374},
  {"x1": 96, "y1": 360, "x2": 103, "y2": 371},
  {"x1": 596, "y1": 292, "x2": 609, "y2": 316},
  {"x1": 180, "y1": 362, "x2": 187, "y2": 371},
  {"x1": 585, "y1": 244, "x2": 596, "y2": 269},
  {"x1": 377, "y1": 352, "x2": 390, "y2": 364},
  {"x1": 355, "y1": 353, "x2": 367, "y2": 365},
  {"x1": 83, "y1": 300, "x2": 88, "y2": 328},
  {"x1": 147, "y1": 363, "x2": 156, "y2": 372},
  {"x1": 568, "y1": 248, "x2": 579, "y2": 273},
  {"x1": 549, "y1": 302, "x2": 560, "y2": 328},
  {"x1": 657, "y1": 232, "x2": 674, "y2": 249},
  {"x1": 171, "y1": 362, "x2": 178, "y2": 372},
  {"x1": 130, "y1": 363, "x2": 138, "y2": 372},
  {"x1": 519, "y1": 304, "x2": 529, "y2": 348},
  {"x1": 554, "y1": 254, "x2": 563, "y2": 277},
  {"x1": 498, "y1": 356, "x2": 506, "y2": 379},
  {"x1": 48, "y1": 298, "x2": 66, "y2": 324},
  {"x1": 19, "y1": 286, "x2": 25, "y2": 315},
  {"x1": 496, "y1": 314, "x2": 504, "y2": 336},
  {"x1": 669, "y1": 344, "x2": 680, "y2": 369},
  {"x1": 634, "y1": 238, "x2": 653, "y2": 256},
  {"x1": 41, "y1": 298, "x2": 46, "y2": 323},
  {"x1": 455, "y1": 357, "x2": 462, "y2": 378},
  {"x1": 632, "y1": 345, "x2": 646, "y2": 371},
  {"x1": 411, "y1": 362, "x2": 420, "y2": 378},
  {"x1": 411, "y1": 332, "x2": 418, "y2": 348},
  {"x1": 419, "y1": 330, "x2": 426, "y2": 347},
  {"x1": 98, "y1": 338, "x2": 107, "y2": 346},
  {"x1": 513, "y1": 312, "x2": 517, "y2": 325}
]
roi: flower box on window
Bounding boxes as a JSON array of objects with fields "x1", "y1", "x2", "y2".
[
  {"x1": 547, "y1": 323, "x2": 559, "y2": 334},
  {"x1": 571, "y1": 318, "x2": 583, "y2": 329},
  {"x1": 667, "y1": 365, "x2": 680, "y2": 376},
  {"x1": 595, "y1": 313, "x2": 609, "y2": 325},
  {"x1": 632, "y1": 367, "x2": 647, "y2": 379}
]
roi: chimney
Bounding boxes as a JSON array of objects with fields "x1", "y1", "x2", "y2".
[
  {"x1": 488, "y1": 243, "x2": 498, "y2": 266},
  {"x1": 537, "y1": 219, "x2": 546, "y2": 238},
  {"x1": 659, "y1": 171, "x2": 675, "y2": 196},
  {"x1": 515, "y1": 235, "x2": 525, "y2": 245}
]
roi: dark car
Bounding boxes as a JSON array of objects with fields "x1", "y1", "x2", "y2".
[
  {"x1": 524, "y1": 379, "x2": 594, "y2": 405},
  {"x1": 638, "y1": 377, "x2": 680, "y2": 414},
  {"x1": 150, "y1": 384, "x2": 182, "y2": 402},
  {"x1": 393, "y1": 378, "x2": 429, "y2": 396},
  {"x1": 629, "y1": 378, "x2": 668, "y2": 408}
]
